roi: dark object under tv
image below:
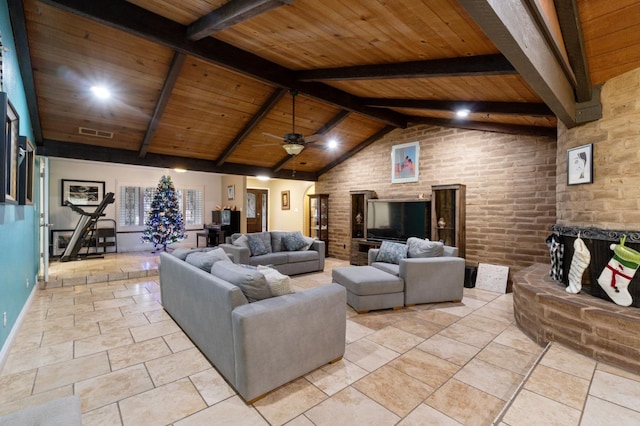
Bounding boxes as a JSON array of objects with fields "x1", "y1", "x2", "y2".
[{"x1": 366, "y1": 199, "x2": 430, "y2": 242}]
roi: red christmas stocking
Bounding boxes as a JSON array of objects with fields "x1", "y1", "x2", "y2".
[{"x1": 597, "y1": 236, "x2": 640, "y2": 306}]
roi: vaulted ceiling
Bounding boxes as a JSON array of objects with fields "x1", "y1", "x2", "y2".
[{"x1": 8, "y1": 0, "x2": 640, "y2": 180}]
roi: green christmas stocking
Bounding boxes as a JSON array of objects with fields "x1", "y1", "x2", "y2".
[{"x1": 597, "y1": 236, "x2": 640, "y2": 306}]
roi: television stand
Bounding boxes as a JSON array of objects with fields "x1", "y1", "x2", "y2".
[{"x1": 350, "y1": 239, "x2": 382, "y2": 266}]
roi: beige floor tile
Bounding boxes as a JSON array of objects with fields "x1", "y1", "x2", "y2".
[
  {"x1": 286, "y1": 415, "x2": 316, "y2": 426},
  {"x1": 145, "y1": 347, "x2": 212, "y2": 387},
  {"x1": 366, "y1": 326, "x2": 424, "y2": 353},
  {"x1": 45, "y1": 302, "x2": 95, "y2": 318},
  {"x1": 305, "y1": 358, "x2": 368, "y2": 396},
  {"x1": 119, "y1": 300, "x2": 163, "y2": 316},
  {"x1": 253, "y1": 377, "x2": 328, "y2": 426},
  {"x1": 412, "y1": 308, "x2": 460, "y2": 327},
  {"x1": 8, "y1": 331, "x2": 43, "y2": 352},
  {"x1": 163, "y1": 331, "x2": 196, "y2": 353},
  {"x1": 589, "y1": 370, "x2": 640, "y2": 411},
  {"x1": 596, "y1": 362, "x2": 640, "y2": 382},
  {"x1": 345, "y1": 320, "x2": 375, "y2": 343},
  {"x1": 118, "y1": 378, "x2": 207, "y2": 425},
  {"x1": 93, "y1": 297, "x2": 136, "y2": 311},
  {"x1": 540, "y1": 343, "x2": 597, "y2": 380},
  {"x1": 113, "y1": 285, "x2": 149, "y2": 299},
  {"x1": 349, "y1": 311, "x2": 400, "y2": 331},
  {"x1": 456, "y1": 313, "x2": 511, "y2": 334},
  {"x1": 190, "y1": 368, "x2": 236, "y2": 405},
  {"x1": 74, "y1": 293, "x2": 115, "y2": 305},
  {"x1": 475, "y1": 342, "x2": 538, "y2": 375},
  {"x1": 426, "y1": 379, "x2": 505, "y2": 426},
  {"x1": 34, "y1": 352, "x2": 111, "y2": 394},
  {"x1": 580, "y1": 395, "x2": 640, "y2": 426},
  {"x1": 435, "y1": 303, "x2": 477, "y2": 317},
  {"x1": 144, "y1": 308, "x2": 172, "y2": 323},
  {"x1": 75, "y1": 364, "x2": 154, "y2": 412},
  {"x1": 390, "y1": 348, "x2": 459, "y2": 390},
  {"x1": 0, "y1": 386, "x2": 73, "y2": 417},
  {"x1": 472, "y1": 304, "x2": 516, "y2": 324},
  {"x1": 74, "y1": 328, "x2": 134, "y2": 358},
  {"x1": 393, "y1": 314, "x2": 444, "y2": 339},
  {"x1": 0, "y1": 369, "x2": 37, "y2": 404},
  {"x1": 108, "y1": 337, "x2": 172, "y2": 371},
  {"x1": 129, "y1": 319, "x2": 181, "y2": 342},
  {"x1": 18, "y1": 314, "x2": 75, "y2": 335},
  {"x1": 501, "y1": 389, "x2": 581, "y2": 426},
  {"x1": 493, "y1": 324, "x2": 544, "y2": 354},
  {"x1": 525, "y1": 364, "x2": 590, "y2": 410},
  {"x1": 487, "y1": 294, "x2": 514, "y2": 313},
  {"x1": 398, "y1": 403, "x2": 463, "y2": 425},
  {"x1": 41, "y1": 322, "x2": 101, "y2": 347},
  {"x1": 303, "y1": 386, "x2": 400, "y2": 426},
  {"x1": 453, "y1": 358, "x2": 523, "y2": 401},
  {"x1": 463, "y1": 288, "x2": 501, "y2": 302},
  {"x1": 417, "y1": 334, "x2": 481, "y2": 366},
  {"x1": 354, "y1": 365, "x2": 432, "y2": 417},
  {"x1": 74, "y1": 307, "x2": 124, "y2": 325},
  {"x1": 1, "y1": 342, "x2": 73, "y2": 376},
  {"x1": 98, "y1": 312, "x2": 149, "y2": 334},
  {"x1": 82, "y1": 403, "x2": 122, "y2": 426},
  {"x1": 459, "y1": 296, "x2": 489, "y2": 309},
  {"x1": 175, "y1": 395, "x2": 268, "y2": 426},
  {"x1": 132, "y1": 292, "x2": 162, "y2": 304},
  {"x1": 438, "y1": 322, "x2": 497, "y2": 348},
  {"x1": 345, "y1": 338, "x2": 400, "y2": 372}
]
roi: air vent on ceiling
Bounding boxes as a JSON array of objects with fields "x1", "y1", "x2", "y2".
[{"x1": 78, "y1": 127, "x2": 114, "y2": 139}]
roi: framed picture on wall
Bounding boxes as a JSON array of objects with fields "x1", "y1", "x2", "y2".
[
  {"x1": 391, "y1": 141, "x2": 419, "y2": 183},
  {"x1": 281, "y1": 190, "x2": 290, "y2": 210},
  {"x1": 61, "y1": 179, "x2": 105, "y2": 206},
  {"x1": 0, "y1": 92, "x2": 19, "y2": 203},
  {"x1": 227, "y1": 184, "x2": 235, "y2": 200},
  {"x1": 567, "y1": 144, "x2": 593, "y2": 185}
]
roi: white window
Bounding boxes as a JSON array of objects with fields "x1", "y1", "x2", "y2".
[{"x1": 118, "y1": 184, "x2": 203, "y2": 230}]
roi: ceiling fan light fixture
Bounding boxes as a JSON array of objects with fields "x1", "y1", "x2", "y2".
[{"x1": 283, "y1": 143, "x2": 304, "y2": 155}]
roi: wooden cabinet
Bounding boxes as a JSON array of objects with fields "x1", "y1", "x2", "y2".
[
  {"x1": 308, "y1": 194, "x2": 329, "y2": 256},
  {"x1": 350, "y1": 190, "x2": 377, "y2": 265},
  {"x1": 431, "y1": 184, "x2": 466, "y2": 258}
]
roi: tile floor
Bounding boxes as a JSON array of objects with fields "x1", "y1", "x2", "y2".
[{"x1": 1, "y1": 253, "x2": 640, "y2": 425}]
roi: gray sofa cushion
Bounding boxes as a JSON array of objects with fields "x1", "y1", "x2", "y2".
[
  {"x1": 211, "y1": 261, "x2": 272, "y2": 302},
  {"x1": 172, "y1": 247, "x2": 202, "y2": 260},
  {"x1": 247, "y1": 232, "x2": 272, "y2": 256},
  {"x1": 249, "y1": 252, "x2": 289, "y2": 266},
  {"x1": 185, "y1": 248, "x2": 231, "y2": 272},
  {"x1": 282, "y1": 231, "x2": 308, "y2": 251},
  {"x1": 233, "y1": 234, "x2": 250, "y2": 249},
  {"x1": 270, "y1": 231, "x2": 289, "y2": 252},
  {"x1": 287, "y1": 250, "x2": 319, "y2": 263},
  {"x1": 406, "y1": 237, "x2": 444, "y2": 258}
]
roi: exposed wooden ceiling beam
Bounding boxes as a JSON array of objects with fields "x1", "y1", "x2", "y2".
[
  {"x1": 408, "y1": 116, "x2": 556, "y2": 138},
  {"x1": 187, "y1": 0, "x2": 293, "y2": 41},
  {"x1": 554, "y1": 0, "x2": 592, "y2": 103},
  {"x1": 296, "y1": 54, "x2": 516, "y2": 82},
  {"x1": 273, "y1": 109, "x2": 350, "y2": 172},
  {"x1": 38, "y1": 139, "x2": 318, "y2": 181},
  {"x1": 38, "y1": 0, "x2": 407, "y2": 128},
  {"x1": 317, "y1": 126, "x2": 396, "y2": 176},
  {"x1": 458, "y1": 0, "x2": 578, "y2": 128},
  {"x1": 362, "y1": 99, "x2": 553, "y2": 116},
  {"x1": 215, "y1": 88, "x2": 287, "y2": 167},
  {"x1": 7, "y1": 0, "x2": 43, "y2": 143},
  {"x1": 139, "y1": 52, "x2": 185, "y2": 157}
]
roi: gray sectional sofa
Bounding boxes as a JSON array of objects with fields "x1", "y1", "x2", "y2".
[
  {"x1": 219, "y1": 231, "x2": 325, "y2": 276},
  {"x1": 159, "y1": 251, "x2": 346, "y2": 402}
]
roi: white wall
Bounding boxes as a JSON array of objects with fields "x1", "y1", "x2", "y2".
[{"x1": 48, "y1": 157, "x2": 223, "y2": 252}]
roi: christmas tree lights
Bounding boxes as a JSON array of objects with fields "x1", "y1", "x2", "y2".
[{"x1": 142, "y1": 175, "x2": 186, "y2": 251}]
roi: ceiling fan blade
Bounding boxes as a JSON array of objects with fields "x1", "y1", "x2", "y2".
[
  {"x1": 303, "y1": 133, "x2": 324, "y2": 143},
  {"x1": 262, "y1": 132, "x2": 284, "y2": 141}
]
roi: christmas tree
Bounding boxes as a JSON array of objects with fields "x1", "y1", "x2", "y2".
[{"x1": 142, "y1": 175, "x2": 186, "y2": 251}]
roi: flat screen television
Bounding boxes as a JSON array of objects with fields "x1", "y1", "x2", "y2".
[{"x1": 366, "y1": 200, "x2": 429, "y2": 242}]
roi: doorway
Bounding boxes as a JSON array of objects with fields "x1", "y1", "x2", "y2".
[{"x1": 246, "y1": 189, "x2": 268, "y2": 233}]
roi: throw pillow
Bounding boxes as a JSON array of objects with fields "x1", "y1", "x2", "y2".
[
  {"x1": 282, "y1": 231, "x2": 308, "y2": 251},
  {"x1": 232, "y1": 234, "x2": 250, "y2": 249},
  {"x1": 406, "y1": 237, "x2": 444, "y2": 258},
  {"x1": 302, "y1": 235, "x2": 315, "y2": 250},
  {"x1": 211, "y1": 261, "x2": 272, "y2": 302},
  {"x1": 185, "y1": 248, "x2": 231, "y2": 272},
  {"x1": 270, "y1": 231, "x2": 289, "y2": 252},
  {"x1": 375, "y1": 241, "x2": 408, "y2": 264},
  {"x1": 171, "y1": 248, "x2": 201, "y2": 260},
  {"x1": 247, "y1": 233, "x2": 272, "y2": 256},
  {"x1": 257, "y1": 265, "x2": 294, "y2": 296}
]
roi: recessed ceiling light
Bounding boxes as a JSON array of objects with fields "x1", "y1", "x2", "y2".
[
  {"x1": 173, "y1": 168, "x2": 187, "y2": 173},
  {"x1": 90, "y1": 85, "x2": 111, "y2": 100},
  {"x1": 327, "y1": 139, "x2": 338, "y2": 149},
  {"x1": 256, "y1": 175, "x2": 270, "y2": 181},
  {"x1": 456, "y1": 109, "x2": 470, "y2": 118}
]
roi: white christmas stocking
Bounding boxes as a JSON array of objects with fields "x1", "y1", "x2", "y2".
[
  {"x1": 597, "y1": 236, "x2": 640, "y2": 306},
  {"x1": 567, "y1": 237, "x2": 590, "y2": 294}
]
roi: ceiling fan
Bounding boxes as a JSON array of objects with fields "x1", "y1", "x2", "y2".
[{"x1": 262, "y1": 89, "x2": 324, "y2": 155}]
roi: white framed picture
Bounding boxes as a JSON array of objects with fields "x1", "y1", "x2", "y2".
[
  {"x1": 567, "y1": 144, "x2": 593, "y2": 185},
  {"x1": 391, "y1": 141, "x2": 419, "y2": 183}
]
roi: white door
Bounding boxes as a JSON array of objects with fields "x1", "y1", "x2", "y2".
[{"x1": 38, "y1": 157, "x2": 49, "y2": 282}]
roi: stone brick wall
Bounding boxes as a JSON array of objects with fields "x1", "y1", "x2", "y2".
[
  {"x1": 316, "y1": 125, "x2": 557, "y2": 272},
  {"x1": 557, "y1": 67, "x2": 640, "y2": 229}
]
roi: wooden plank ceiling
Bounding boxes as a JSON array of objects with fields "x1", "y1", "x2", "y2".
[{"x1": 9, "y1": 0, "x2": 640, "y2": 180}]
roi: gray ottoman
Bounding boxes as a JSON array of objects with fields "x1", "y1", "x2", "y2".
[{"x1": 332, "y1": 265, "x2": 404, "y2": 313}]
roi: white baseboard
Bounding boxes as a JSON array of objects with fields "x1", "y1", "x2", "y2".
[{"x1": 0, "y1": 285, "x2": 38, "y2": 373}]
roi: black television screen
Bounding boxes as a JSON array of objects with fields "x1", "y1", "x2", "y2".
[{"x1": 366, "y1": 200, "x2": 429, "y2": 242}]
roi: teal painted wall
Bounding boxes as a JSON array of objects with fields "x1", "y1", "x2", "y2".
[{"x1": 0, "y1": 0, "x2": 39, "y2": 350}]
